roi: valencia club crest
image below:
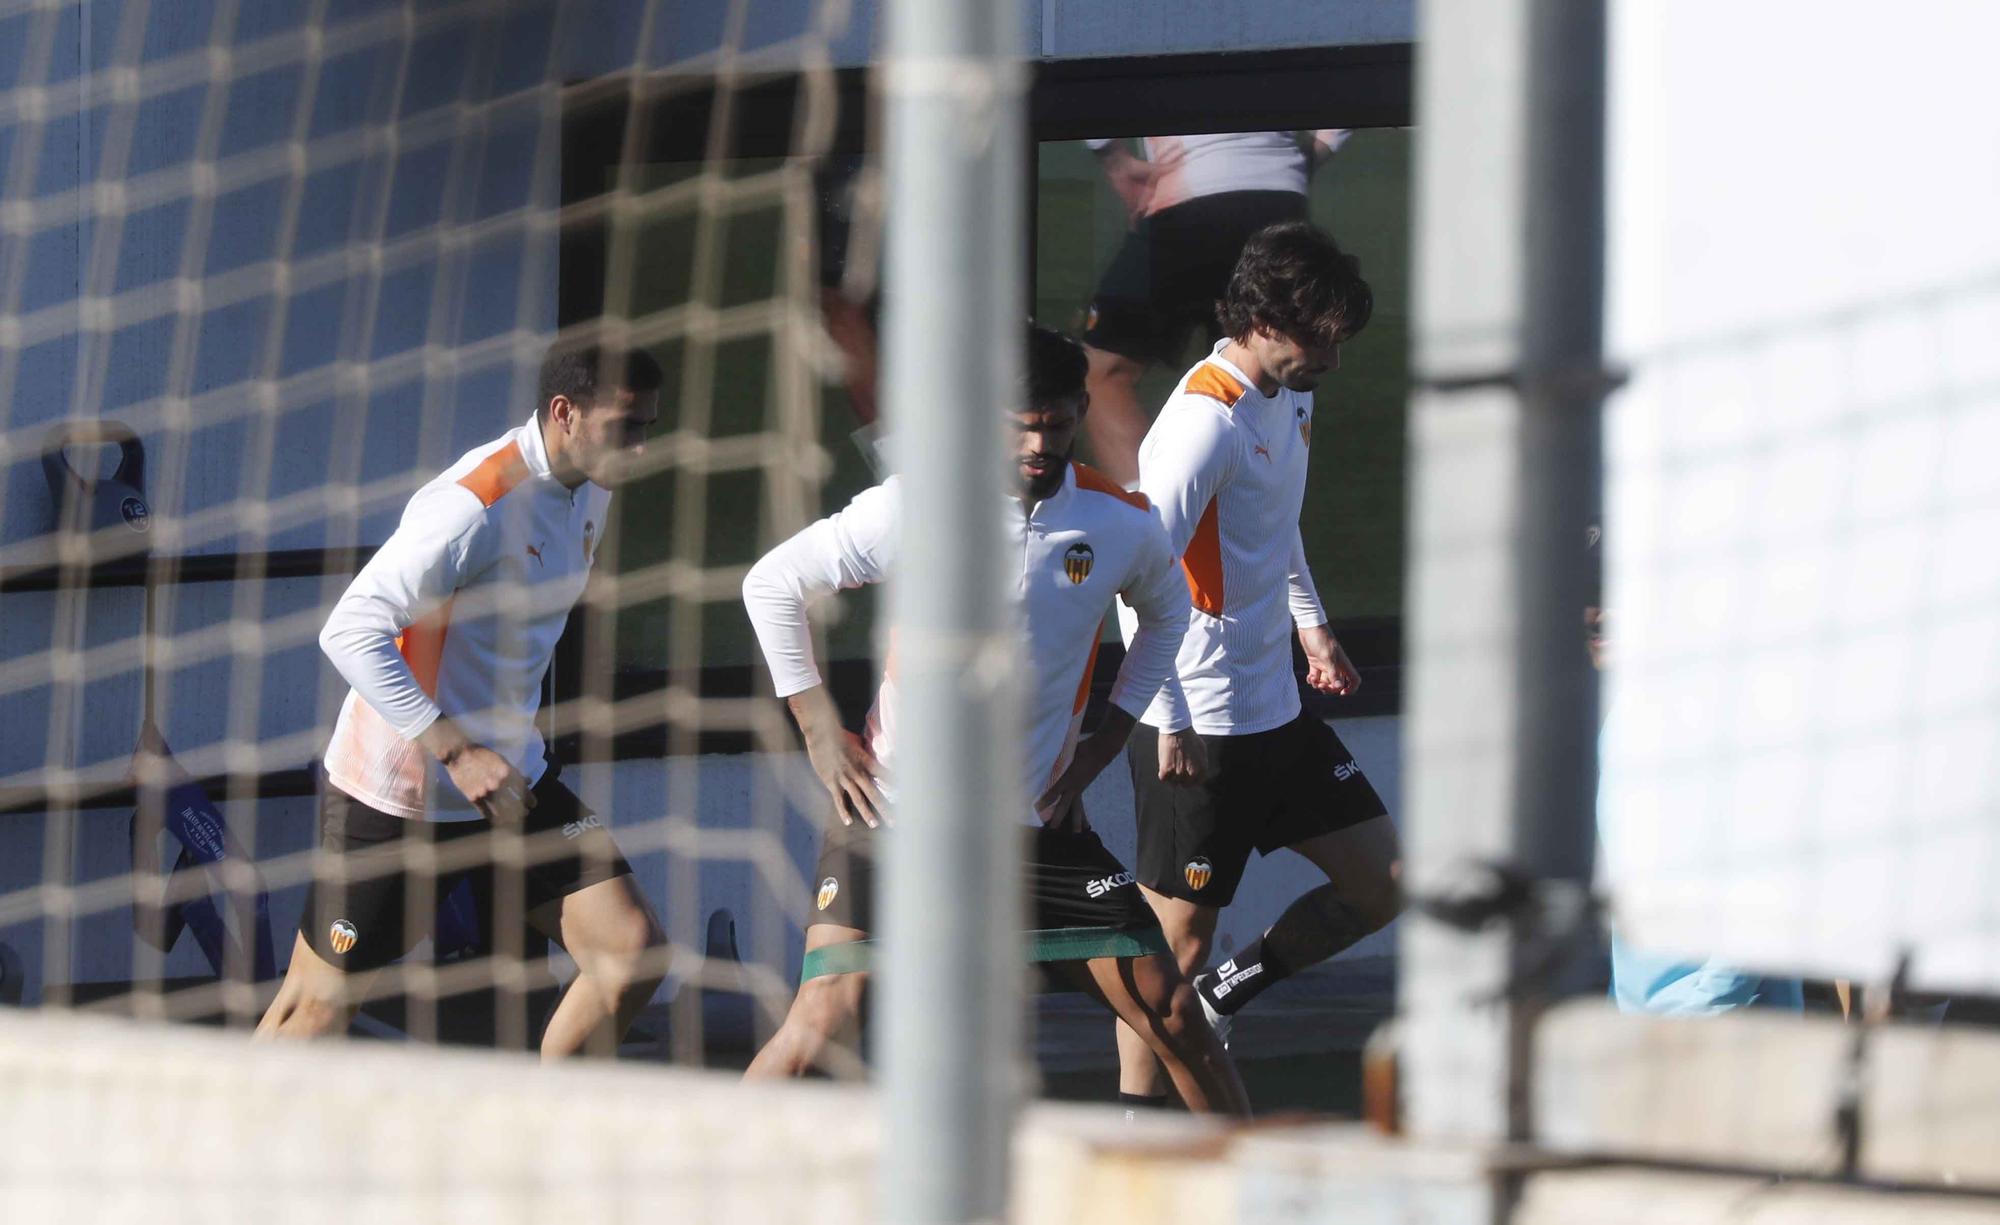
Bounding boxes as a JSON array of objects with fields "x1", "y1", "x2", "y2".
[
  {"x1": 1184, "y1": 857, "x2": 1213, "y2": 892},
  {"x1": 1063, "y1": 543, "x2": 1094, "y2": 585}
]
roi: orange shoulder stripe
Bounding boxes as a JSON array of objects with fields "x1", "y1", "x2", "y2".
[
  {"x1": 1071, "y1": 463, "x2": 1149, "y2": 511},
  {"x1": 1181, "y1": 498, "x2": 1224, "y2": 616},
  {"x1": 456, "y1": 441, "x2": 531, "y2": 508},
  {"x1": 1072, "y1": 621, "x2": 1105, "y2": 715},
  {"x1": 1183, "y1": 363, "x2": 1247, "y2": 407},
  {"x1": 394, "y1": 597, "x2": 455, "y2": 697}
]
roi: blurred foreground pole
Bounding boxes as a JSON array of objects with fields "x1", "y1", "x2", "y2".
[
  {"x1": 878, "y1": 0, "x2": 1027, "y2": 1222},
  {"x1": 1402, "y1": 0, "x2": 1608, "y2": 1158}
]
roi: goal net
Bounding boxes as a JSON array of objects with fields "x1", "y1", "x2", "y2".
[{"x1": 0, "y1": 0, "x2": 882, "y2": 1068}]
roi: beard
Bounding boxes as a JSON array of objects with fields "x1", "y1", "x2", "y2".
[
  {"x1": 1019, "y1": 448, "x2": 1071, "y2": 501},
  {"x1": 1279, "y1": 364, "x2": 1324, "y2": 392}
]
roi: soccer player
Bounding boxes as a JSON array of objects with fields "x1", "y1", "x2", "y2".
[
  {"x1": 1114, "y1": 221, "x2": 1402, "y2": 1101},
  {"x1": 1080, "y1": 130, "x2": 1348, "y2": 484},
  {"x1": 740, "y1": 326, "x2": 1248, "y2": 1115},
  {"x1": 257, "y1": 339, "x2": 669, "y2": 1057}
]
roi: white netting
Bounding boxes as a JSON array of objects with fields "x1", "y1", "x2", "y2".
[
  {"x1": 1598, "y1": 0, "x2": 2000, "y2": 998},
  {"x1": 0, "y1": 0, "x2": 872, "y2": 1063}
]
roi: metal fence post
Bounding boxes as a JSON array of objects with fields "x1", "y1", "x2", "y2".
[
  {"x1": 879, "y1": 0, "x2": 1027, "y2": 1221},
  {"x1": 1401, "y1": 0, "x2": 1608, "y2": 1167}
]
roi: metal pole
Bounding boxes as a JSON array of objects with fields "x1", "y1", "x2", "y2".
[
  {"x1": 1516, "y1": 0, "x2": 1608, "y2": 920},
  {"x1": 878, "y1": 0, "x2": 1026, "y2": 1221},
  {"x1": 1401, "y1": 0, "x2": 1607, "y2": 1162}
]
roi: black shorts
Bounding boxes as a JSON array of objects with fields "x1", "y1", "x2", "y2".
[
  {"x1": 807, "y1": 817, "x2": 1159, "y2": 938},
  {"x1": 298, "y1": 768, "x2": 634, "y2": 974},
  {"x1": 1127, "y1": 712, "x2": 1388, "y2": 908},
  {"x1": 1082, "y1": 190, "x2": 1309, "y2": 367}
]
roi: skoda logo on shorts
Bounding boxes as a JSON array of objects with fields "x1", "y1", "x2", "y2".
[
  {"x1": 328, "y1": 919, "x2": 358, "y2": 955},
  {"x1": 1062, "y1": 543, "x2": 1094, "y2": 585},
  {"x1": 816, "y1": 877, "x2": 840, "y2": 911},
  {"x1": 1183, "y1": 857, "x2": 1213, "y2": 892}
]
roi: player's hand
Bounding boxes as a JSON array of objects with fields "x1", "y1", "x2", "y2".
[
  {"x1": 1157, "y1": 727, "x2": 1207, "y2": 784},
  {"x1": 446, "y1": 745, "x2": 536, "y2": 826},
  {"x1": 1299, "y1": 623, "x2": 1361, "y2": 697},
  {"x1": 1036, "y1": 710, "x2": 1136, "y2": 832},
  {"x1": 1097, "y1": 147, "x2": 1159, "y2": 223},
  {"x1": 805, "y1": 726, "x2": 887, "y2": 829},
  {"x1": 420, "y1": 717, "x2": 535, "y2": 824},
  {"x1": 787, "y1": 685, "x2": 888, "y2": 828},
  {"x1": 1035, "y1": 750, "x2": 1100, "y2": 833}
]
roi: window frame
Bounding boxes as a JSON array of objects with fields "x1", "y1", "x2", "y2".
[{"x1": 553, "y1": 44, "x2": 1415, "y2": 759}]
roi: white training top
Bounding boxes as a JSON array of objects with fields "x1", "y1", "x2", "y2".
[
  {"x1": 1084, "y1": 130, "x2": 1349, "y2": 215},
  {"x1": 741, "y1": 464, "x2": 1191, "y2": 822},
  {"x1": 320, "y1": 415, "x2": 611, "y2": 820},
  {"x1": 1125, "y1": 341, "x2": 1327, "y2": 736}
]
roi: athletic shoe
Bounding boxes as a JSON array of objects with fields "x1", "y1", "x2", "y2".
[{"x1": 1191, "y1": 969, "x2": 1233, "y2": 1050}]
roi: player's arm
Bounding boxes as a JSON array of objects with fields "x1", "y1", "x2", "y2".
[
  {"x1": 1038, "y1": 517, "x2": 1200, "y2": 828},
  {"x1": 1086, "y1": 137, "x2": 1158, "y2": 224},
  {"x1": 742, "y1": 482, "x2": 898, "y2": 827},
  {"x1": 1138, "y1": 401, "x2": 1236, "y2": 585},
  {"x1": 1119, "y1": 512, "x2": 1206, "y2": 782},
  {"x1": 1307, "y1": 128, "x2": 1350, "y2": 172},
  {"x1": 1124, "y1": 401, "x2": 1238, "y2": 743},
  {"x1": 319, "y1": 489, "x2": 533, "y2": 823},
  {"x1": 1290, "y1": 527, "x2": 1360, "y2": 696}
]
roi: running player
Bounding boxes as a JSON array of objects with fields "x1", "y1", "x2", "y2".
[
  {"x1": 740, "y1": 326, "x2": 1248, "y2": 1115},
  {"x1": 257, "y1": 338, "x2": 669, "y2": 1057},
  {"x1": 1080, "y1": 130, "x2": 1347, "y2": 484},
  {"x1": 1114, "y1": 221, "x2": 1402, "y2": 1101}
]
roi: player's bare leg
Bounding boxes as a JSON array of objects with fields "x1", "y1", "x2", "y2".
[
  {"x1": 532, "y1": 871, "x2": 668, "y2": 1059},
  {"x1": 743, "y1": 924, "x2": 870, "y2": 1080},
  {"x1": 256, "y1": 932, "x2": 369, "y2": 1040},
  {"x1": 1276, "y1": 814, "x2": 1403, "y2": 961},
  {"x1": 1114, "y1": 888, "x2": 1218, "y2": 1098},
  {"x1": 1067, "y1": 951, "x2": 1248, "y2": 1116},
  {"x1": 1142, "y1": 815, "x2": 1401, "y2": 1079},
  {"x1": 1080, "y1": 345, "x2": 1149, "y2": 486}
]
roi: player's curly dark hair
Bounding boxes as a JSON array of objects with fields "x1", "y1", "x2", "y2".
[
  {"x1": 1216, "y1": 221, "x2": 1372, "y2": 349},
  {"x1": 537, "y1": 336, "x2": 665, "y2": 422},
  {"x1": 1025, "y1": 322, "x2": 1089, "y2": 410}
]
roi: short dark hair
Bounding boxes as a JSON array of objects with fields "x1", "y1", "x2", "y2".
[
  {"x1": 1216, "y1": 221, "x2": 1373, "y2": 349},
  {"x1": 537, "y1": 338, "x2": 665, "y2": 421},
  {"x1": 1025, "y1": 323, "x2": 1089, "y2": 410}
]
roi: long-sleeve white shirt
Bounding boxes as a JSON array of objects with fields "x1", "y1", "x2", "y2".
[
  {"x1": 1084, "y1": 130, "x2": 1349, "y2": 215},
  {"x1": 742, "y1": 464, "x2": 1189, "y2": 823},
  {"x1": 319, "y1": 415, "x2": 610, "y2": 820},
  {"x1": 1125, "y1": 342, "x2": 1328, "y2": 736}
]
